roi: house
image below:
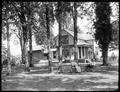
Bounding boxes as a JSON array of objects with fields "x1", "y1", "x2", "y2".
[
  {"x1": 28, "y1": 45, "x2": 57, "y2": 64},
  {"x1": 28, "y1": 29, "x2": 94, "y2": 64},
  {"x1": 54, "y1": 29, "x2": 94, "y2": 60}
]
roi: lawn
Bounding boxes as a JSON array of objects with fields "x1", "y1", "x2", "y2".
[{"x1": 1, "y1": 63, "x2": 118, "y2": 91}]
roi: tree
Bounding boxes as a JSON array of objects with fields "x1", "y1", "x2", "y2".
[
  {"x1": 6, "y1": 20, "x2": 11, "y2": 74},
  {"x1": 73, "y1": 2, "x2": 78, "y2": 61},
  {"x1": 3, "y1": 2, "x2": 25, "y2": 65},
  {"x1": 57, "y1": 2, "x2": 62, "y2": 64},
  {"x1": 17, "y1": 2, "x2": 30, "y2": 71},
  {"x1": 2, "y1": 1, "x2": 13, "y2": 75},
  {"x1": 31, "y1": 2, "x2": 55, "y2": 72},
  {"x1": 94, "y1": 2, "x2": 112, "y2": 66},
  {"x1": 12, "y1": 2, "x2": 35, "y2": 70},
  {"x1": 11, "y1": 2, "x2": 39, "y2": 66},
  {"x1": 46, "y1": 3, "x2": 51, "y2": 72},
  {"x1": 109, "y1": 20, "x2": 119, "y2": 50},
  {"x1": 54, "y1": 2, "x2": 73, "y2": 64},
  {"x1": 27, "y1": 2, "x2": 33, "y2": 67}
]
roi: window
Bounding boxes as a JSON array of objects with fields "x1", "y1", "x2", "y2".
[
  {"x1": 62, "y1": 47, "x2": 70, "y2": 58},
  {"x1": 53, "y1": 51, "x2": 56, "y2": 58},
  {"x1": 61, "y1": 35, "x2": 69, "y2": 44}
]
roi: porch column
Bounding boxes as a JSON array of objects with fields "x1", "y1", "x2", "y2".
[
  {"x1": 81, "y1": 46, "x2": 83, "y2": 59},
  {"x1": 77, "y1": 47, "x2": 79, "y2": 59},
  {"x1": 86, "y1": 47, "x2": 88, "y2": 59},
  {"x1": 84, "y1": 47, "x2": 86, "y2": 59}
]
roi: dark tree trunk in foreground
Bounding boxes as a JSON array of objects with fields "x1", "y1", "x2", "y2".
[
  {"x1": 102, "y1": 44, "x2": 109, "y2": 65},
  {"x1": 21, "y1": 39, "x2": 24, "y2": 64},
  {"x1": 58, "y1": 2, "x2": 62, "y2": 63},
  {"x1": 28, "y1": 3, "x2": 33, "y2": 67},
  {"x1": 6, "y1": 21, "x2": 11, "y2": 75},
  {"x1": 19, "y1": 2, "x2": 30, "y2": 71},
  {"x1": 95, "y1": 2, "x2": 112, "y2": 66},
  {"x1": 73, "y1": 2, "x2": 78, "y2": 61},
  {"x1": 29, "y1": 26, "x2": 33, "y2": 67},
  {"x1": 46, "y1": 5, "x2": 51, "y2": 72},
  {"x1": 19, "y1": 32, "x2": 24, "y2": 64}
]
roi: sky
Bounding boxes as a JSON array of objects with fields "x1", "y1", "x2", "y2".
[{"x1": 2, "y1": 2, "x2": 119, "y2": 56}]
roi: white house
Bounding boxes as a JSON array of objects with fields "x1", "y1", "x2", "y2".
[
  {"x1": 28, "y1": 29, "x2": 95, "y2": 63},
  {"x1": 54, "y1": 29, "x2": 94, "y2": 60}
]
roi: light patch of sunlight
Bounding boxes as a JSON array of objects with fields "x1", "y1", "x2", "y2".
[
  {"x1": 84, "y1": 74, "x2": 118, "y2": 83},
  {"x1": 77, "y1": 88, "x2": 92, "y2": 91},
  {"x1": 93, "y1": 85, "x2": 118, "y2": 89},
  {"x1": 61, "y1": 77, "x2": 74, "y2": 83},
  {"x1": 16, "y1": 72, "x2": 118, "y2": 82},
  {"x1": 6, "y1": 79, "x2": 14, "y2": 82},
  {"x1": 18, "y1": 82, "x2": 25, "y2": 85},
  {"x1": 62, "y1": 78, "x2": 69, "y2": 82},
  {"x1": 15, "y1": 87, "x2": 39, "y2": 91},
  {"x1": 7, "y1": 75, "x2": 24, "y2": 78},
  {"x1": 50, "y1": 87, "x2": 66, "y2": 91}
]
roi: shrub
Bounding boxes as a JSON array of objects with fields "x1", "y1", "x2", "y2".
[
  {"x1": 2, "y1": 59, "x2": 8, "y2": 65},
  {"x1": 85, "y1": 64, "x2": 94, "y2": 72}
]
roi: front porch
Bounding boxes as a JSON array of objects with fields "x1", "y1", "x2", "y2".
[{"x1": 61, "y1": 45, "x2": 94, "y2": 60}]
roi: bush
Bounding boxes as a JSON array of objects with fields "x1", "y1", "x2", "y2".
[
  {"x1": 10, "y1": 60, "x2": 16, "y2": 66},
  {"x1": 2, "y1": 59, "x2": 8, "y2": 65},
  {"x1": 2, "y1": 59, "x2": 17, "y2": 66},
  {"x1": 85, "y1": 64, "x2": 94, "y2": 72}
]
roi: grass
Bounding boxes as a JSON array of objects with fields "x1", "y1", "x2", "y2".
[
  {"x1": 2, "y1": 71, "x2": 118, "y2": 91},
  {"x1": 2, "y1": 59, "x2": 118, "y2": 91}
]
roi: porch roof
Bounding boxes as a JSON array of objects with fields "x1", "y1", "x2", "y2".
[
  {"x1": 77, "y1": 41, "x2": 89, "y2": 46},
  {"x1": 28, "y1": 45, "x2": 44, "y2": 51},
  {"x1": 44, "y1": 48, "x2": 57, "y2": 53}
]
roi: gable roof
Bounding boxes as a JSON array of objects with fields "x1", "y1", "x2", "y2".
[{"x1": 63, "y1": 29, "x2": 94, "y2": 40}]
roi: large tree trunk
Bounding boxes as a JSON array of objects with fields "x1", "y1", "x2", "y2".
[
  {"x1": 29, "y1": 27, "x2": 33, "y2": 67},
  {"x1": 58, "y1": 2, "x2": 63, "y2": 72},
  {"x1": 48, "y1": 40, "x2": 51, "y2": 72},
  {"x1": 6, "y1": 21, "x2": 11, "y2": 75},
  {"x1": 73, "y1": 2, "x2": 78, "y2": 61},
  {"x1": 27, "y1": 2, "x2": 33, "y2": 67},
  {"x1": 73, "y1": 2, "x2": 81, "y2": 72},
  {"x1": 22, "y1": 40, "x2": 26, "y2": 64},
  {"x1": 102, "y1": 45, "x2": 109, "y2": 66},
  {"x1": 28, "y1": 16, "x2": 33, "y2": 67},
  {"x1": 19, "y1": 2, "x2": 30, "y2": 71},
  {"x1": 19, "y1": 34, "x2": 24, "y2": 64},
  {"x1": 24, "y1": 41, "x2": 30, "y2": 71},
  {"x1": 58, "y1": 2, "x2": 62, "y2": 63},
  {"x1": 46, "y1": 5, "x2": 51, "y2": 72}
]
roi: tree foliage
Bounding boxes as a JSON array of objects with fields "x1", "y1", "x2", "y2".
[
  {"x1": 94, "y1": 2, "x2": 112, "y2": 47},
  {"x1": 109, "y1": 20, "x2": 119, "y2": 50},
  {"x1": 33, "y1": 2, "x2": 55, "y2": 46},
  {"x1": 94, "y1": 2, "x2": 112, "y2": 65}
]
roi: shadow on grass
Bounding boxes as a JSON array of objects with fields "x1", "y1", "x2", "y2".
[
  {"x1": 2, "y1": 74, "x2": 118, "y2": 91},
  {"x1": 2, "y1": 64, "x2": 118, "y2": 91}
]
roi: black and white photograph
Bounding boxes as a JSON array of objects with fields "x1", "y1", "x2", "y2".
[{"x1": 1, "y1": 1, "x2": 119, "y2": 91}]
